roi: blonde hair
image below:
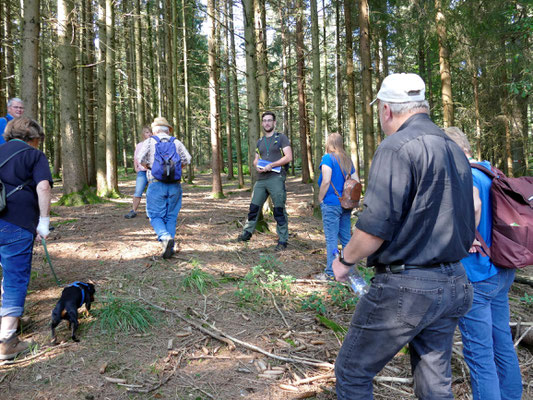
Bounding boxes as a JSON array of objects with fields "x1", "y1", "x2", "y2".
[
  {"x1": 3, "y1": 117, "x2": 44, "y2": 143},
  {"x1": 326, "y1": 133, "x2": 352, "y2": 175},
  {"x1": 443, "y1": 126, "x2": 472, "y2": 155}
]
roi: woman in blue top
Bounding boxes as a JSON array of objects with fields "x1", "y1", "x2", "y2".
[{"x1": 317, "y1": 133, "x2": 359, "y2": 279}]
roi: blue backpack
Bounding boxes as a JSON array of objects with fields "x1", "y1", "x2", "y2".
[{"x1": 151, "y1": 136, "x2": 182, "y2": 182}]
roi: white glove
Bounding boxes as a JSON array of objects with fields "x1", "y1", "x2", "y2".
[{"x1": 36, "y1": 216, "x2": 50, "y2": 238}]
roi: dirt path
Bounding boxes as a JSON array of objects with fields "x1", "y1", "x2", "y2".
[{"x1": 1, "y1": 173, "x2": 531, "y2": 399}]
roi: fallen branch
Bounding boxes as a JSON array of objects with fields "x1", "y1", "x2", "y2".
[
  {"x1": 141, "y1": 297, "x2": 334, "y2": 369},
  {"x1": 264, "y1": 287, "x2": 291, "y2": 329},
  {"x1": 127, "y1": 350, "x2": 184, "y2": 393},
  {"x1": 514, "y1": 326, "x2": 533, "y2": 348},
  {"x1": 0, "y1": 342, "x2": 70, "y2": 368},
  {"x1": 373, "y1": 376, "x2": 413, "y2": 384},
  {"x1": 293, "y1": 372, "x2": 335, "y2": 385}
]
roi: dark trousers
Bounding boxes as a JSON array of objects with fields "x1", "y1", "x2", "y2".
[{"x1": 335, "y1": 262, "x2": 473, "y2": 400}]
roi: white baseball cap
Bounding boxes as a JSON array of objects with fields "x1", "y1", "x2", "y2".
[{"x1": 370, "y1": 73, "x2": 426, "y2": 105}]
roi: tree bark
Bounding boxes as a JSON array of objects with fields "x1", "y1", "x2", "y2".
[
  {"x1": 83, "y1": 0, "x2": 96, "y2": 186},
  {"x1": 134, "y1": 0, "x2": 145, "y2": 133},
  {"x1": 105, "y1": 0, "x2": 118, "y2": 194},
  {"x1": 224, "y1": 0, "x2": 234, "y2": 180},
  {"x1": 435, "y1": 0, "x2": 454, "y2": 127},
  {"x1": 310, "y1": 0, "x2": 323, "y2": 208},
  {"x1": 230, "y1": 0, "x2": 244, "y2": 187},
  {"x1": 57, "y1": 0, "x2": 85, "y2": 194},
  {"x1": 95, "y1": 0, "x2": 107, "y2": 195},
  {"x1": 255, "y1": 0, "x2": 268, "y2": 112},
  {"x1": 208, "y1": 0, "x2": 223, "y2": 197},
  {"x1": 296, "y1": 0, "x2": 310, "y2": 183},
  {"x1": 21, "y1": 0, "x2": 40, "y2": 119},
  {"x1": 335, "y1": 0, "x2": 343, "y2": 137},
  {"x1": 182, "y1": 0, "x2": 193, "y2": 183},
  {"x1": 359, "y1": 0, "x2": 374, "y2": 186}
]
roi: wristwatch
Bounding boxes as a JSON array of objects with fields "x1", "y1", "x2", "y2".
[{"x1": 339, "y1": 256, "x2": 356, "y2": 267}]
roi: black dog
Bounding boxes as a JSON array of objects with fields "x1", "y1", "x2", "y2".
[{"x1": 51, "y1": 281, "x2": 95, "y2": 344}]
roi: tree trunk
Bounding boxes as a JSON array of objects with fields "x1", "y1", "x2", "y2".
[
  {"x1": 296, "y1": 0, "x2": 310, "y2": 183},
  {"x1": 230, "y1": 0, "x2": 244, "y2": 187},
  {"x1": 57, "y1": 0, "x2": 85, "y2": 194},
  {"x1": 335, "y1": 0, "x2": 342, "y2": 137},
  {"x1": 322, "y1": 0, "x2": 329, "y2": 139},
  {"x1": 146, "y1": 2, "x2": 157, "y2": 119},
  {"x1": 182, "y1": 0, "x2": 194, "y2": 183},
  {"x1": 0, "y1": 2, "x2": 5, "y2": 115},
  {"x1": 134, "y1": 0, "x2": 145, "y2": 132},
  {"x1": 96, "y1": 0, "x2": 107, "y2": 195},
  {"x1": 359, "y1": 0, "x2": 374, "y2": 185},
  {"x1": 21, "y1": 0, "x2": 39, "y2": 119},
  {"x1": 5, "y1": 0, "x2": 16, "y2": 99},
  {"x1": 279, "y1": 5, "x2": 292, "y2": 176},
  {"x1": 310, "y1": 0, "x2": 322, "y2": 208},
  {"x1": 84, "y1": 0, "x2": 96, "y2": 186},
  {"x1": 435, "y1": 0, "x2": 454, "y2": 127},
  {"x1": 344, "y1": 0, "x2": 359, "y2": 178},
  {"x1": 171, "y1": 0, "x2": 180, "y2": 138},
  {"x1": 224, "y1": 0, "x2": 234, "y2": 180},
  {"x1": 255, "y1": 0, "x2": 268, "y2": 112},
  {"x1": 105, "y1": 0, "x2": 118, "y2": 194},
  {"x1": 242, "y1": 0, "x2": 260, "y2": 185},
  {"x1": 208, "y1": 0, "x2": 223, "y2": 197}
]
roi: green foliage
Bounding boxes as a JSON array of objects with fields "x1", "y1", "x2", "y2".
[
  {"x1": 181, "y1": 263, "x2": 219, "y2": 294},
  {"x1": 300, "y1": 291, "x2": 327, "y2": 315},
  {"x1": 327, "y1": 281, "x2": 357, "y2": 310},
  {"x1": 316, "y1": 314, "x2": 347, "y2": 336},
  {"x1": 93, "y1": 295, "x2": 155, "y2": 334},
  {"x1": 234, "y1": 257, "x2": 295, "y2": 306},
  {"x1": 55, "y1": 218, "x2": 78, "y2": 226},
  {"x1": 520, "y1": 293, "x2": 533, "y2": 307},
  {"x1": 56, "y1": 186, "x2": 105, "y2": 206}
]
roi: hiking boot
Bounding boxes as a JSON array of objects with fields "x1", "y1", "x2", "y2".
[
  {"x1": 161, "y1": 237, "x2": 174, "y2": 259},
  {"x1": 0, "y1": 334, "x2": 32, "y2": 360},
  {"x1": 124, "y1": 210, "x2": 137, "y2": 219},
  {"x1": 275, "y1": 242, "x2": 287, "y2": 252},
  {"x1": 237, "y1": 231, "x2": 252, "y2": 242}
]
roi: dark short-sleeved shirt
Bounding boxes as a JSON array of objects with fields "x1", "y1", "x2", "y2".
[
  {"x1": 0, "y1": 139, "x2": 53, "y2": 234},
  {"x1": 256, "y1": 132, "x2": 290, "y2": 180},
  {"x1": 356, "y1": 113, "x2": 475, "y2": 267}
]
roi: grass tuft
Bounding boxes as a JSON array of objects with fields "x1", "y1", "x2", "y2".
[
  {"x1": 181, "y1": 263, "x2": 219, "y2": 294},
  {"x1": 93, "y1": 295, "x2": 155, "y2": 334}
]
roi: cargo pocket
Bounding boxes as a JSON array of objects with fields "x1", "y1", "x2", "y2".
[{"x1": 398, "y1": 286, "x2": 442, "y2": 329}]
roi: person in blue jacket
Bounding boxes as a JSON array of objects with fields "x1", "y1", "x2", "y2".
[{"x1": 444, "y1": 126, "x2": 522, "y2": 400}]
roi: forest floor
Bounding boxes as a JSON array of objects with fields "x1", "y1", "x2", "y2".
[{"x1": 0, "y1": 172, "x2": 532, "y2": 400}]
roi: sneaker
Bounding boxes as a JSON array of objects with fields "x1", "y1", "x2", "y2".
[
  {"x1": 275, "y1": 242, "x2": 287, "y2": 251},
  {"x1": 124, "y1": 210, "x2": 137, "y2": 219},
  {"x1": 0, "y1": 334, "x2": 31, "y2": 360},
  {"x1": 161, "y1": 237, "x2": 174, "y2": 259},
  {"x1": 315, "y1": 272, "x2": 335, "y2": 281},
  {"x1": 237, "y1": 231, "x2": 252, "y2": 242}
]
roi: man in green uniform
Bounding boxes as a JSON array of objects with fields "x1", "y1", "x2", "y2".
[{"x1": 237, "y1": 112, "x2": 293, "y2": 251}]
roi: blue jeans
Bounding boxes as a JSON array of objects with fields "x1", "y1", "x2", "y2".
[
  {"x1": 335, "y1": 262, "x2": 473, "y2": 400},
  {"x1": 134, "y1": 171, "x2": 148, "y2": 198},
  {"x1": 459, "y1": 269, "x2": 522, "y2": 400},
  {"x1": 146, "y1": 181, "x2": 183, "y2": 241},
  {"x1": 0, "y1": 219, "x2": 34, "y2": 317},
  {"x1": 320, "y1": 203, "x2": 351, "y2": 276}
]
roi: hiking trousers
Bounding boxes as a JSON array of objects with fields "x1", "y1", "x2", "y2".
[{"x1": 243, "y1": 174, "x2": 288, "y2": 243}]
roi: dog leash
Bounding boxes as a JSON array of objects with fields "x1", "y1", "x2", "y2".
[{"x1": 41, "y1": 238, "x2": 61, "y2": 286}]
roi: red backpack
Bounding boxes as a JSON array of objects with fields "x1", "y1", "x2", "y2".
[{"x1": 471, "y1": 163, "x2": 533, "y2": 269}]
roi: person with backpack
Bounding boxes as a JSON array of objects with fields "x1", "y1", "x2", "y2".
[
  {"x1": 444, "y1": 126, "x2": 523, "y2": 400},
  {"x1": 136, "y1": 117, "x2": 191, "y2": 259},
  {"x1": 237, "y1": 112, "x2": 292, "y2": 251},
  {"x1": 124, "y1": 125, "x2": 152, "y2": 219},
  {"x1": 332, "y1": 73, "x2": 475, "y2": 399},
  {"x1": 0, "y1": 98, "x2": 25, "y2": 145},
  {"x1": 316, "y1": 132, "x2": 359, "y2": 280},
  {"x1": 0, "y1": 117, "x2": 52, "y2": 360}
]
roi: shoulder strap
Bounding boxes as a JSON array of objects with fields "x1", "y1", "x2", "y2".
[
  {"x1": 0, "y1": 147, "x2": 32, "y2": 168},
  {"x1": 328, "y1": 155, "x2": 345, "y2": 198},
  {"x1": 470, "y1": 163, "x2": 497, "y2": 180},
  {"x1": 6, "y1": 178, "x2": 33, "y2": 198},
  {"x1": 151, "y1": 135, "x2": 161, "y2": 143}
]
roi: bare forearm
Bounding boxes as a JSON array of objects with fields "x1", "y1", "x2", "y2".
[{"x1": 36, "y1": 181, "x2": 51, "y2": 217}]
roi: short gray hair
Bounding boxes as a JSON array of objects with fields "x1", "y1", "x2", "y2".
[
  {"x1": 380, "y1": 100, "x2": 430, "y2": 115},
  {"x1": 7, "y1": 98, "x2": 23, "y2": 107},
  {"x1": 152, "y1": 125, "x2": 169, "y2": 134},
  {"x1": 444, "y1": 126, "x2": 472, "y2": 155}
]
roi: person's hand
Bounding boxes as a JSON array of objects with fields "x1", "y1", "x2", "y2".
[
  {"x1": 36, "y1": 216, "x2": 50, "y2": 240},
  {"x1": 333, "y1": 258, "x2": 351, "y2": 282},
  {"x1": 469, "y1": 239, "x2": 481, "y2": 253}
]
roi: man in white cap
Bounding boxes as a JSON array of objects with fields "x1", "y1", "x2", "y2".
[
  {"x1": 332, "y1": 73, "x2": 476, "y2": 399},
  {"x1": 137, "y1": 117, "x2": 191, "y2": 258},
  {"x1": 0, "y1": 98, "x2": 25, "y2": 145}
]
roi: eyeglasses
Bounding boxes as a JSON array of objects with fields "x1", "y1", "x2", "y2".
[
  {"x1": 11, "y1": 107, "x2": 24, "y2": 110},
  {"x1": 262, "y1": 119, "x2": 274, "y2": 122}
]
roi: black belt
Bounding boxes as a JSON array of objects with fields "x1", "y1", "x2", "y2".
[{"x1": 374, "y1": 262, "x2": 455, "y2": 274}]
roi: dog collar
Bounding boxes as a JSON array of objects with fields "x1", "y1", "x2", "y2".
[{"x1": 68, "y1": 281, "x2": 90, "y2": 308}]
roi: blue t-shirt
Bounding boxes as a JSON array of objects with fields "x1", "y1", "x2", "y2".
[
  {"x1": 0, "y1": 139, "x2": 53, "y2": 234},
  {"x1": 461, "y1": 160, "x2": 500, "y2": 282},
  {"x1": 318, "y1": 153, "x2": 355, "y2": 206},
  {"x1": 0, "y1": 114, "x2": 14, "y2": 145}
]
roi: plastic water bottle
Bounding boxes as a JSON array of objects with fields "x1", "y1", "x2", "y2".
[{"x1": 348, "y1": 269, "x2": 369, "y2": 297}]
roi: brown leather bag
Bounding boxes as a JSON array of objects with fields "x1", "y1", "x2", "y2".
[{"x1": 329, "y1": 157, "x2": 362, "y2": 210}]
